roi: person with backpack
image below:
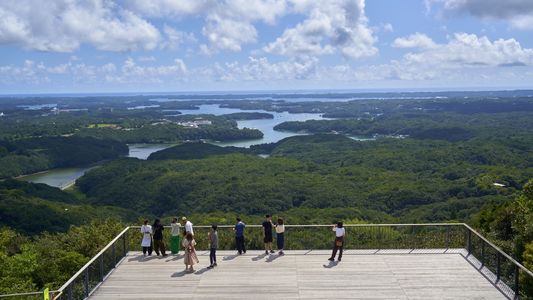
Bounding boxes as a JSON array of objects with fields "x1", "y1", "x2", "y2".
[
  {"x1": 262, "y1": 215, "x2": 274, "y2": 255},
  {"x1": 234, "y1": 218, "x2": 246, "y2": 255},
  {"x1": 152, "y1": 219, "x2": 167, "y2": 257},
  {"x1": 328, "y1": 222, "x2": 345, "y2": 262}
]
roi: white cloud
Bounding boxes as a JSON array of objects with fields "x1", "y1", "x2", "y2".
[
  {"x1": 128, "y1": 0, "x2": 288, "y2": 53},
  {"x1": 218, "y1": 56, "x2": 319, "y2": 81},
  {"x1": 382, "y1": 23, "x2": 394, "y2": 33},
  {"x1": 392, "y1": 33, "x2": 437, "y2": 49},
  {"x1": 0, "y1": 58, "x2": 188, "y2": 86},
  {"x1": 405, "y1": 33, "x2": 533, "y2": 67},
  {"x1": 356, "y1": 32, "x2": 533, "y2": 81},
  {"x1": 428, "y1": 0, "x2": 533, "y2": 30},
  {"x1": 162, "y1": 25, "x2": 197, "y2": 50},
  {"x1": 0, "y1": 0, "x2": 160, "y2": 52},
  {"x1": 124, "y1": 0, "x2": 210, "y2": 17},
  {"x1": 202, "y1": 17, "x2": 258, "y2": 52},
  {"x1": 264, "y1": 0, "x2": 377, "y2": 59}
]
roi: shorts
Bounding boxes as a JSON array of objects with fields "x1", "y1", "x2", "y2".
[{"x1": 264, "y1": 235, "x2": 273, "y2": 243}]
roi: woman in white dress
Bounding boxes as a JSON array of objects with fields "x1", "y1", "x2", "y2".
[
  {"x1": 140, "y1": 219, "x2": 153, "y2": 256},
  {"x1": 182, "y1": 232, "x2": 199, "y2": 271}
]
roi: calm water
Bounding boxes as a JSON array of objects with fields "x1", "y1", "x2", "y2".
[
  {"x1": 18, "y1": 144, "x2": 175, "y2": 188},
  {"x1": 18, "y1": 167, "x2": 94, "y2": 189},
  {"x1": 17, "y1": 105, "x2": 332, "y2": 187},
  {"x1": 127, "y1": 143, "x2": 176, "y2": 160},
  {"x1": 179, "y1": 104, "x2": 327, "y2": 147}
]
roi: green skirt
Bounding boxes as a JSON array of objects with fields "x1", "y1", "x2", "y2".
[{"x1": 170, "y1": 235, "x2": 180, "y2": 254}]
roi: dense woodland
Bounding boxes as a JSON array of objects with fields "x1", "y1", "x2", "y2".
[
  {"x1": 0, "y1": 93, "x2": 532, "y2": 295},
  {"x1": 0, "y1": 137, "x2": 128, "y2": 178}
]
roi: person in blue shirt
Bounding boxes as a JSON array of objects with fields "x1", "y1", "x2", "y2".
[{"x1": 234, "y1": 217, "x2": 246, "y2": 255}]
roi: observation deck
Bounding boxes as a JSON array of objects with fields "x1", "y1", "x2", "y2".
[
  {"x1": 2, "y1": 224, "x2": 532, "y2": 300},
  {"x1": 90, "y1": 249, "x2": 506, "y2": 300}
]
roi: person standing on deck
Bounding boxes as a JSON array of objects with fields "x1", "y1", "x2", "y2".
[
  {"x1": 140, "y1": 220, "x2": 153, "y2": 256},
  {"x1": 234, "y1": 218, "x2": 246, "y2": 255},
  {"x1": 170, "y1": 217, "x2": 181, "y2": 255},
  {"x1": 328, "y1": 222, "x2": 345, "y2": 262},
  {"x1": 182, "y1": 217, "x2": 194, "y2": 236},
  {"x1": 275, "y1": 218, "x2": 285, "y2": 255},
  {"x1": 182, "y1": 232, "x2": 199, "y2": 272},
  {"x1": 207, "y1": 224, "x2": 218, "y2": 269},
  {"x1": 262, "y1": 215, "x2": 275, "y2": 255},
  {"x1": 152, "y1": 219, "x2": 168, "y2": 257}
]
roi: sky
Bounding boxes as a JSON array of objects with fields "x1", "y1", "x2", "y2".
[{"x1": 1, "y1": 0, "x2": 533, "y2": 94}]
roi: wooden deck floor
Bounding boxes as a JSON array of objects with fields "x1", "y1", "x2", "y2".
[{"x1": 89, "y1": 249, "x2": 507, "y2": 300}]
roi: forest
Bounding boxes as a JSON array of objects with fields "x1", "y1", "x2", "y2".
[
  {"x1": 0, "y1": 93, "x2": 531, "y2": 295},
  {"x1": 0, "y1": 136, "x2": 128, "y2": 178}
]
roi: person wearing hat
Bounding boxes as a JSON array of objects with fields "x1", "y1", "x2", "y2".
[{"x1": 182, "y1": 217, "x2": 194, "y2": 236}]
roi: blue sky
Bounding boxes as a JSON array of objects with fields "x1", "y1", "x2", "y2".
[{"x1": 1, "y1": 0, "x2": 533, "y2": 94}]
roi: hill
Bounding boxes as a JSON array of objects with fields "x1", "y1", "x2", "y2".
[
  {"x1": 0, "y1": 136, "x2": 128, "y2": 179},
  {"x1": 148, "y1": 142, "x2": 244, "y2": 160}
]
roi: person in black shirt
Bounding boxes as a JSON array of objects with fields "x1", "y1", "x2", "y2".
[
  {"x1": 262, "y1": 215, "x2": 274, "y2": 255},
  {"x1": 152, "y1": 219, "x2": 167, "y2": 257}
]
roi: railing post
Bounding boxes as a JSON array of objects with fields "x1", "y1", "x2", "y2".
[
  {"x1": 67, "y1": 284, "x2": 73, "y2": 300},
  {"x1": 514, "y1": 264, "x2": 519, "y2": 299},
  {"x1": 481, "y1": 240, "x2": 485, "y2": 268},
  {"x1": 84, "y1": 268, "x2": 89, "y2": 298},
  {"x1": 466, "y1": 228, "x2": 472, "y2": 255},
  {"x1": 445, "y1": 226, "x2": 450, "y2": 249},
  {"x1": 99, "y1": 254, "x2": 104, "y2": 282},
  {"x1": 112, "y1": 243, "x2": 116, "y2": 266},
  {"x1": 123, "y1": 231, "x2": 127, "y2": 257},
  {"x1": 496, "y1": 252, "x2": 501, "y2": 282}
]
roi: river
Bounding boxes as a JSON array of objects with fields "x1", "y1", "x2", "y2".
[
  {"x1": 17, "y1": 144, "x2": 176, "y2": 189},
  {"x1": 17, "y1": 105, "x2": 329, "y2": 188}
]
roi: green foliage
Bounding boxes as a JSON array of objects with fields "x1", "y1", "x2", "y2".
[
  {"x1": 0, "y1": 136, "x2": 128, "y2": 178},
  {"x1": 76, "y1": 123, "x2": 263, "y2": 143},
  {"x1": 0, "y1": 220, "x2": 125, "y2": 294},
  {"x1": 0, "y1": 184, "x2": 139, "y2": 235},
  {"x1": 148, "y1": 142, "x2": 244, "y2": 160}
]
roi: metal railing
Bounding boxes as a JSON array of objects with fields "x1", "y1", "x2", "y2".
[
  {"x1": 2, "y1": 223, "x2": 532, "y2": 300},
  {"x1": 51, "y1": 227, "x2": 130, "y2": 300}
]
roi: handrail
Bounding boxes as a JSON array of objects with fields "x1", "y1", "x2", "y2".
[
  {"x1": 56, "y1": 226, "x2": 130, "y2": 294},
  {"x1": 464, "y1": 223, "x2": 533, "y2": 278},
  {"x1": 0, "y1": 291, "x2": 58, "y2": 298},
  {"x1": 129, "y1": 222, "x2": 466, "y2": 228}
]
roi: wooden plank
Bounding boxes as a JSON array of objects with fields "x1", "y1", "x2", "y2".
[{"x1": 89, "y1": 250, "x2": 506, "y2": 300}]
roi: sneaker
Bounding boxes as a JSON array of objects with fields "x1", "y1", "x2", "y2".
[
  {"x1": 338, "y1": 258, "x2": 342, "y2": 262},
  {"x1": 270, "y1": 250, "x2": 275, "y2": 254},
  {"x1": 265, "y1": 250, "x2": 269, "y2": 255},
  {"x1": 213, "y1": 263, "x2": 218, "y2": 267},
  {"x1": 207, "y1": 265, "x2": 214, "y2": 269},
  {"x1": 328, "y1": 257, "x2": 334, "y2": 261},
  {"x1": 279, "y1": 251, "x2": 284, "y2": 256}
]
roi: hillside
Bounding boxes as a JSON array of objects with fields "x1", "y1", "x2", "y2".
[
  {"x1": 148, "y1": 142, "x2": 244, "y2": 160},
  {"x1": 0, "y1": 136, "x2": 128, "y2": 178}
]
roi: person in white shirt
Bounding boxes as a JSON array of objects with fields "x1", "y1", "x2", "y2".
[
  {"x1": 328, "y1": 222, "x2": 345, "y2": 262},
  {"x1": 140, "y1": 219, "x2": 153, "y2": 256},
  {"x1": 170, "y1": 217, "x2": 181, "y2": 255},
  {"x1": 275, "y1": 218, "x2": 285, "y2": 255},
  {"x1": 182, "y1": 217, "x2": 194, "y2": 236}
]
